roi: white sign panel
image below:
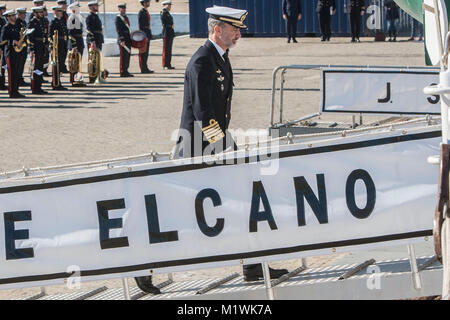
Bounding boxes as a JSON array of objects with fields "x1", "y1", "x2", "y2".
[
  {"x1": 0, "y1": 129, "x2": 441, "y2": 289},
  {"x1": 322, "y1": 69, "x2": 440, "y2": 115}
]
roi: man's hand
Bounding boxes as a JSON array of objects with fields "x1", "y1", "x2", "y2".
[
  {"x1": 332, "y1": 9, "x2": 336, "y2": 15},
  {"x1": 73, "y1": 48, "x2": 77, "y2": 54},
  {"x1": 120, "y1": 41, "x2": 125, "y2": 47},
  {"x1": 30, "y1": 51, "x2": 34, "y2": 60},
  {"x1": 90, "y1": 42, "x2": 97, "y2": 50},
  {"x1": 13, "y1": 40, "x2": 18, "y2": 46},
  {"x1": 283, "y1": 14, "x2": 287, "y2": 21},
  {"x1": 298, "y1": 13, "x2": 302, "y2": 21},
  {"x1": 361, "y1": 10, "x2": 365, "y2": 16}
]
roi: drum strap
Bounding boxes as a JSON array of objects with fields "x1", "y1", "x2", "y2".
[{"x1": 118, "y1": 14, "x2": 131, "y2": 34}]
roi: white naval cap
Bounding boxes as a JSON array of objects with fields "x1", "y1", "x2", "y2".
[
  {"x1": 88, "y1": 1, "x2": 99, "y2": 6},
  {"x1": 32, "y1": 0, "x2": 44, "y2": 4},
  {"x1": 161, "y1": 0, "x2": 171, "y2": 5},
  {"x1": 31, "y1": 6, "x2": 45, "y2": 12},
  {"x1": 16, "y1": 8, "x2": 27, "y2": 13},
  {"x1": 51, "y1": 5, "x2": 64, "y2": 11},
  {"x1": 68, "y1": 1, "x2": 80, "y2": 9},
  {"x1": 206, "y1": 6, "x2": 248, "y2": 29},
  {"x1": 0, "y1": 4, "x2": 6, "y2": 10},
  {"x1": 4, "y1": 9, "x2": 15, "y2": 16},
  {"x1": 56, "y1": 0, "x2": 67, "y2": 4}
]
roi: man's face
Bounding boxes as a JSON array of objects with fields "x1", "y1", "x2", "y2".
[
  {"x1": 91, "y1": 5, "x2": 98, "y2": 12},
  {"x1": 165, "y1": 4, "x2": 171, "y2": 11},
  {"x1": 119, "y1": 7, "x2": 126, "y2": 15},
  {"x1": 18, "y1": 12, "x2": 26, "y2": 20},
  {"x1": 143, "y1": 1, "x2": 150, "y2": 8},
  {"x1": 36, "y1": 11, "x2": 44, "y2": 18},
  {"x1": 0, "y1": 9, "x2": 5, "y2": 16},
  {"x1": 217, "y1": 23, "x2": 241, "y2": 49},
  {"x1": 55, "y1": 10, "x2": 63, "y2": 18},
  {"x1": 7, "y1": 15, "x2": 16, "y2": 23}
]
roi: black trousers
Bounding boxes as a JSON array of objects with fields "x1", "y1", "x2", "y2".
[
  {"x1": 318, "y1": 11, "x2": 332, "y2": 40},
  {"x1": 0, "y1": 52, "x2": 6, "y2": 87},
  {"x1": 286, "y1": 16, "x2": 298, "y2": 40},
  {"x1": 18, "y1": 48, "x2": 27, "y2": 83},
  {"x1": 120, "y1": 44, "x2": 131, "y2": 74},
  {"x1": 6, "y1": 52, "x2": 20, "y2": 96},
  {"x1": 350, "y1": 9, "x2": 362, "y2": 39},
  {"x1": 43, "y1": 42, "x2": 50, "y2": 72},
  {"x1": 31, "y1": 45, "x2": 45, "y2": 92},
  {"x1": 139, "y1": 39, "x2": 150, "y2": 72},
  {"x1": 162, "y1": 33, "x2": 174, "y2": 67}
]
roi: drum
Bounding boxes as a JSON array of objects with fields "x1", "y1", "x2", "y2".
[{"x1": 131, "y1": 30, "x2": 148, "y2": 50}]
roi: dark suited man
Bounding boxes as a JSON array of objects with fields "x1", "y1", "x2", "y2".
[
  {"x1": 282, "y1": 0, "x2": 302, "y2": 43},
  {"x1": 138, "y1": 0, "x2": 154, "y2": 73},
  {"x1": 349, "y1": 0, "x2": 366, "y2": 42},
  {"x1": 115, "y1": 3, "x2": 133, "y2": 77},
  {"x1": 16, "y1": 8, "x2": 29, "y2": 86},
  {"x1": 0, "y1": 4, "x2": 7, "y2": 90},
  {"x1": 317, "y1": 0, "x2": 336, "y2": 41},
  {"x1": 173, "y1": 6, "x2": 289, "y2": 282}
]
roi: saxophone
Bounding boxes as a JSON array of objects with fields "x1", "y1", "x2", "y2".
[{"x1": 14, "y1": 27, "x2": 29, "y2": 53}]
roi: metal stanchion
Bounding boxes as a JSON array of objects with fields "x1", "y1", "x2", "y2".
[
  {"x1": 407, "y1": 245, "x2": 423, "y2": 290},
  {"x1": 122, "y1": 278, "x2": 131, "y2": 300},
  {"x1": 262, "y1": 262, "x2": 275, "y2": 300}
]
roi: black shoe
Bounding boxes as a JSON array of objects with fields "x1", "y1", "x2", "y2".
[
  {"x1": 141, "y1": 69, "x2": 154, "y2": 74},
  {"x1": 19, "y1": 80, "x2": 29, "y2": 87},
  {"x1": 33, "y1": 89, "x2": 48, "y2": 94},
  {"x1": 43, "y1": 70, "x2": 50, "y2": 77},
  {"x1": 134, "y1": 276, "x2": 161, "y2": 294},
  {"x1": 243, "y1": 264, "x2": 289, "y2": 282},
  {"x1": 326, "y1": 37, "x2": 330, "y2": 41},
  {"x1": 293, "y1": 38, "x2": 298, "y2": 43},
  {"x1": 0, "y1": 85, "x2": 7, "y2": 90},
  {"x1": 164, "y1": 66, "x2": 175, "y2": 70},
  {"x1": 53, "y1": 85, "x2": 68, "y2": 91},
  {"x1": 351, "y1": 38, "x2": 356, "y2": 43},
  {"x1": 10, "y1": 92, "x2": 25, "y2": 98},
  {"x1": 356, "y1": 38, "x2": 361, "y2": 43},
  {"x1": 287, "y1": 38, "x2": 291, "y2": 43},
  {"x1": 120, "y1": 72, "x2": 134, "y2": 77},
  {"x1": 408, "y1": 37, "x2": 415, "y2": 41},
  {"x1": 321, "y1": 37, "x2": 326, "y2": 41}
]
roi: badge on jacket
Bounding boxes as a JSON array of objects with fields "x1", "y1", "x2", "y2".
[{"x1": 217, "y1": 69, "x2": 225, "y2": 92}]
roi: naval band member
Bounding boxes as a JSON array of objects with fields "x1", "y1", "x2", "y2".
[
  {"x1": 282, "y1": 0, "x2": 302, "y2": 43},
  {"x1": 16, "y1": 8, "x2": 29, "y2": 87},
  {"x1": 349, "y1": 0, "x2": 366, "y2": 43},
  {"x1": 1, "y1": 9, "x2": 24, "y2": 98},
  {"x1": 173, "y1": 5, "x2": 289, "y2": 282},
  {"x1": 56, "y1": 0, "x2": 69, "y2": 73},
  {"x1": 161, "y1": 0, "x2": 174, "y2": 69},
  {"x1": 28, "y1": 6, "x2": 48, "y2": 94},
  {"x1": 49, "y1": 5, "x2": 68, "y2": 90},
  {"x1": 86, "y1": 0, "x2": 104, "y2": 83},
  {"x1": 115, "y1": 3, "x2": 133, "y2": 77},
  {"x1": 138, "y1": 0, "x2": 153, "y2": 73},
  {"x1": 317, "y1": 0, "x2": 336, "y2": 41},
  {"x1": 67, "y1": 1, "x2": 85, "y2": 86},
  {"x1": 0, "y1": 4, "x2": 7, "y2": 90}
]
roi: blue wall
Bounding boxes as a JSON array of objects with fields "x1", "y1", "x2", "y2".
[{"x1": 189, "y1": 0, "x2": 413, "y2": 38}]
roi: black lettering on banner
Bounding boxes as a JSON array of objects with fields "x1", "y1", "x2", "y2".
[
  {"x1": 3, "y1": 211, "x2": 34, "y2": 260},
  {"x1": 96, "y1": 199, "x2": 130, "y2": 249},
  {"x1": 195, "y1": 188, "x2": 224, "y2": 237},
  {"x1": 145, "y1": 194, "x2": 179, "y2": 244},
  {"x1": 346, "y1": 169, "x2": 376, "y2": 219},
  {"x1": 378, "y1": 82, "x2": 391, "y2": 103},
  {"x1": 294, "y1": 174, "x2": 328, "y2": 226},
  {"x1": 249, "y1": 181, "x2": 278, "y2": 233}
]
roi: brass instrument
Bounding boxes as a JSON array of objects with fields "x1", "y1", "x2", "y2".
[
  {"x1": 88, "y1": 45, "x2": 108, "y2": 85},
  {"x1": 14, "y1": 27, "x2": 32, "y2": 53},
  {"x1": 50, "y1": 30, "x2": 60, "y2": 88},
  {"x1": 68, "y1": 48, "x2": 84, "y2": 85}
]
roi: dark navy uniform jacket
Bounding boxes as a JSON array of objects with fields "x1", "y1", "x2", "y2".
[
  {"x1": 0, "y1": 22, "x2": 20, "y2": 57},
  {"x1": 86, "y1": 12, "x2": 104, "y2": 48},
  {"x1": 282, "y1": 0, "x2": 302, "y2": 17},
  {"x1": 175, "y1": 40, "x2": 234, "y2": 158},
  {"x1": 115, "y1": 14, "x2": 131, "y2": 47},
  {"x1": 160, "y1": 8, "x2": 174, "y2": 38},
  {"x1": 27, "y1": 16, "x2": 45, "y2": 52},
  {"x1": 138, "y1": 7, "x2": 152, "y2": 40},
  {"x1": 49, "y1": 17, "x2": 68, "y2": 47},
  {"x1": 316, "y1": 0, "x2": 336, "y2": 13}
]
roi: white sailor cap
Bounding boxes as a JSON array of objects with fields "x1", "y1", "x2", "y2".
[
  {"x1": 31, "y1": 6, "x2": 45, "y2": 12},
  {"x1": 139, "y1": 0, "x2": 150, "y2": 2},
  {"x1": 4, "y1": 9, "x2": 15, "y2": 16},
  {"x1": 32, "y1": 0, "x2": 44, "y2": 4},
  {"x1": 88, "y1": 1, "x2": 99, "y2": 6},
  {"x1": 51, "y1": 5, "x2": 64, "y2": 11},
  {"x1": 206, "y1": 6, "x2": 248, "y2": 29},
  {"x1": 0, "y1": 4, "x2": 6, "y2": 10},
  {"x1": 117, "y1": 3, "x2": 126, "y2": 8},
  {"x1": 68, "y1": 2, "x2": 80, "y2": 9},
  {"x1": 161, "y1": 0, "x2": 172, "y2": 5},
  {"x1": 16, "y1": 8, "x2": 27, "y2": 13},
  {"x1": 56, "y1": 0, "x2": 67, "y2": 4}
]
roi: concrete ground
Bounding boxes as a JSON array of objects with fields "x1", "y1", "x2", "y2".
[{"x1": 0, "y1": 35, "x2": 435, "y2": 299}]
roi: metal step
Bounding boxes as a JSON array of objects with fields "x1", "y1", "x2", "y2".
[{"x1": 19, "y1": 256, "x2": 443, "y2": 300}]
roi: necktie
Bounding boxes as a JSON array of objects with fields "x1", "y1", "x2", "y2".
[{"x1": 223, "y1": 49, "x2": 231, "y2": 71}]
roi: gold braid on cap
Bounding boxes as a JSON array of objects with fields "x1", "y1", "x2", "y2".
[
  {"x1": 202, "y1": 119, "x2": 225, "y2": 144},
  {"x1": 213, "y1": 11, "x2": 248, "y2": 29}
]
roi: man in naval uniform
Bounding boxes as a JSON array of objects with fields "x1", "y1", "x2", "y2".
[
  {"x1": 316, "y1": 0, "x2": 336, "y2": 41},
  {"x1": 160, "y1": 0, "x2": 174, "y2": 69},
  {"x1": 0, "y1": 4, "x2": 8, "y2": 90},
  {"x1": 49, "y1": 5, "x2": 68, "y2": 90},
  {"x1": 282, "y1": 0, "x2": 302, "y2": 43},
  {"x1": 56, "y1": 0, "x2": 69, "y2": 73},
  {"x1": 85, "y1": 0, "x2": 104, "y2": 83},
  {"x1": 67, "y1": 1, "x2": 85, "y2": 86},
  {"x1": 0, "y1": 9, "x2": 25, "y2": 98},
  {"x1": 349, "y1": 0, "x2": 366, "y2": 43},
  {"x1": 28, "y1": 6, "x2": 48, "y2": 94},
  {"x1": 138, "y1": 0, "x2": 154, "y2": 73},
  {"x1": 115, "y1": 3, "x2": 133, "y2": 77},
  {"x1": 16, "y1": 8, "x2": 29, "y2": 87}
]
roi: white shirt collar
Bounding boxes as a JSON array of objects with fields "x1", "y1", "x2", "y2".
[{"x1": 208, "y1": 39, "x2": 226, "y2": 61}]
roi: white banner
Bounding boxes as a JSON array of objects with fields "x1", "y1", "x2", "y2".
[
  {"x1": 321, "y1": 69, "x2": 440, "y2": 115},
  {"x1": 0, "y1": 128, "x2": 441, "y2": 289}
]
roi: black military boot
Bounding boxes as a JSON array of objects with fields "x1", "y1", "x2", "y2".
[
  {"x1": 134, "y1": 276, "x2": 161, "y2": 294},
  {"x1": 243, "y1": 264, "x2": 288, "y2": 282}
]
